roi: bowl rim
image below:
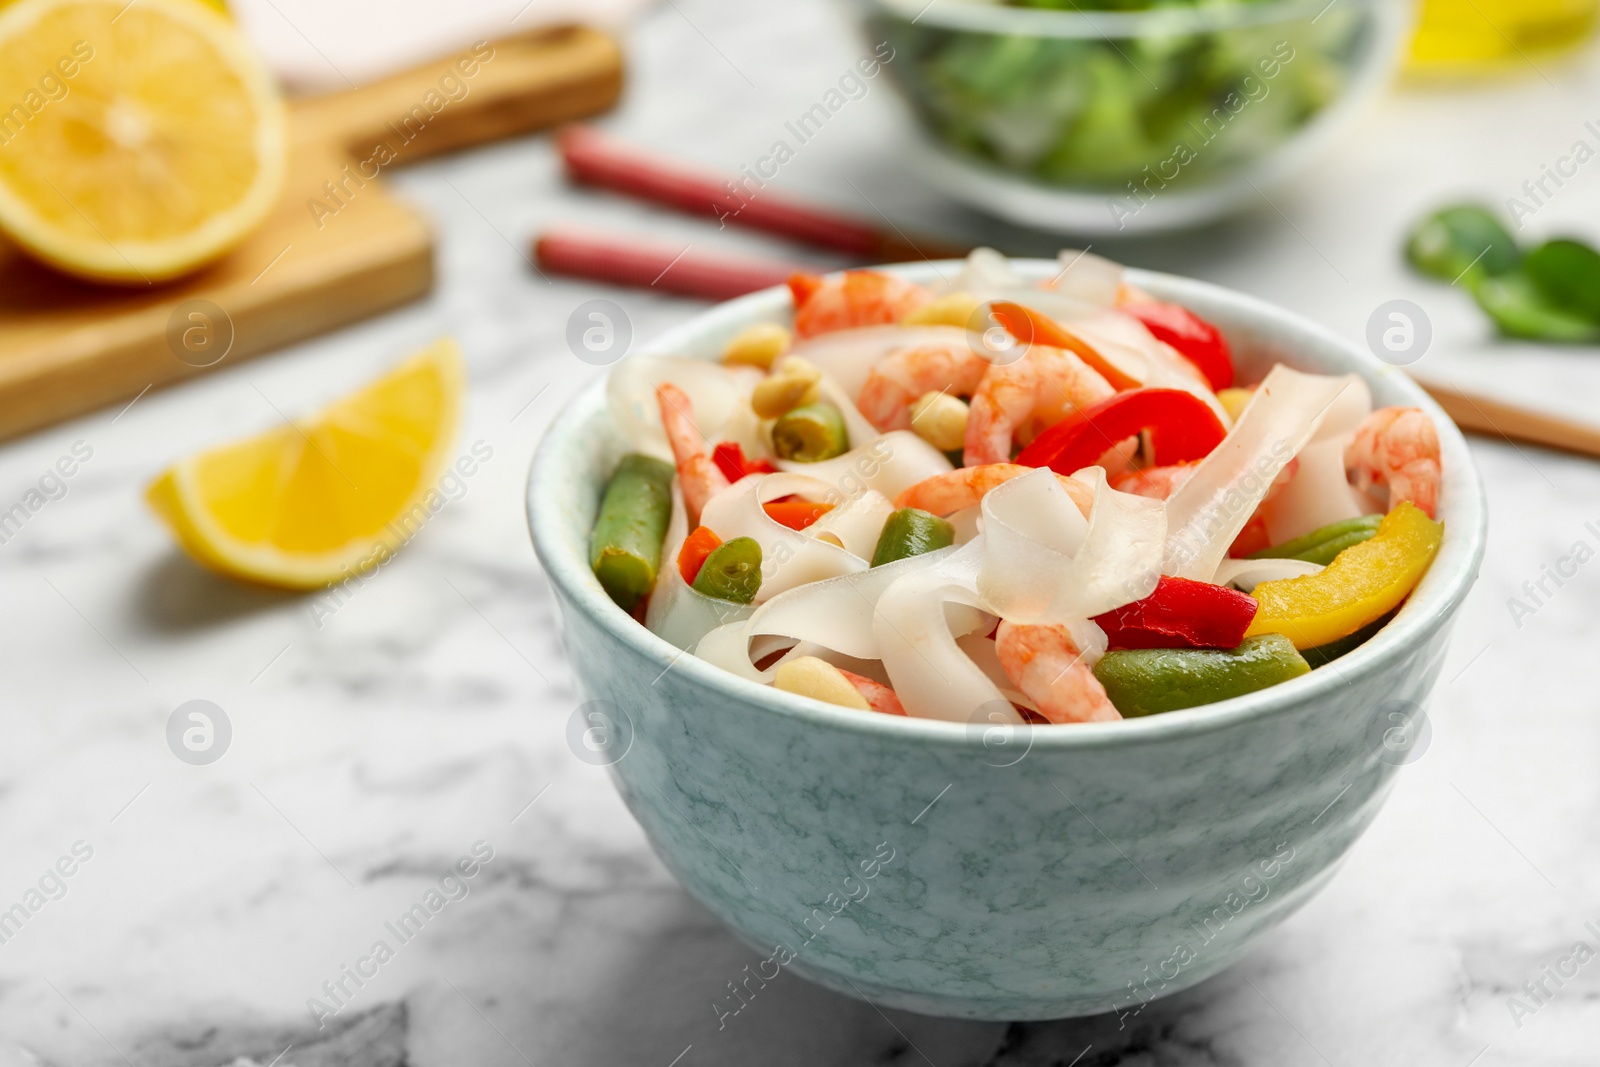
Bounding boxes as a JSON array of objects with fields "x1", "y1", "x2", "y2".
[
  {"x1": 862, "y1": 0, "x2": 1379, "y2": 37},
  {"x1": 527, "y1": 261, "x2": 1488, "y2": 751}
]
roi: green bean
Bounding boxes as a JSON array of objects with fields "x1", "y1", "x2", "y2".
[
  {"x1": 771, "y1": 402, "x2": 849, "y2": 462},
  {"x1": 692, "y1": 536, "x2": 763, "y2": 603},
  {"x1": 589, "y1": 453, "x2": 675, "y2": 610},
  {"x1": 1093, "y1": 635, "x2": 1310, "y2": 719},
  {"x1": 871, "y1": 508, "x2": 955, "y2": 568},
  {"x1": 1249, "y1": 514, "x2": 1382, "y2": 567},
  {"x1": 1301, "y1": 610, "x2": 1396, "y2": 668}
]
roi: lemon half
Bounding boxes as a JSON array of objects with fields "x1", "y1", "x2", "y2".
[
  {"x1": 0, "y1": 0, "x2": 285, "y2": 282},
  {"x1": 146, "y1": 339, "x2": 466, "y2": 589}
]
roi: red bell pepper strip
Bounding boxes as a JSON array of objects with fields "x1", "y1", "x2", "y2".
[
  {"x1": 1093, "y1": 576, "x2": 1258, "y2": 651},
  {"x1": 1122, "y1": 301, "x2": 1234, "y2": 391},
  {"x1": 989, "y1": 301, "x2": 1142, "y2": 391},
  {"x1": 762, "y1": 500, "x2": 834, "y2": 530},
  {"x1": 711, "y1": 441, "x2": 777, "y2": 484},
  {"x1": 1015, "y1": 387, "x2": 1227, "y2": 474},
  {"x1": 677, "y1": 525, "x2": 723, "y2": 584}
]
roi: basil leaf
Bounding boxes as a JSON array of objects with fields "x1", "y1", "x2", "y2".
[
  {"x1": 1522, "y1": 238, "x2": 1600, "y2": 322},
  {"x1": 1406, "y1": 204, "x2": 1522, "y2": 286},
  {"x1": 1475, "y1": 273, "x2": 1600, "y2": 343}
]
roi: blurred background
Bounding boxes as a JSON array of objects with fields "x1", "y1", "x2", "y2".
[{"x1": 0, "y1": 0, "x2": 1597, "y2": 1063}]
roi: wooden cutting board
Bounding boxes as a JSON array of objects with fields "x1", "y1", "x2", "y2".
[{"x1": 0, "y1": 25, "x2": 622, "y2": 442}]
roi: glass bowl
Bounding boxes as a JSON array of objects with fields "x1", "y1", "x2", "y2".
[{"x1": 856, "y1": 0, "x2": 1411, "y2": 234}]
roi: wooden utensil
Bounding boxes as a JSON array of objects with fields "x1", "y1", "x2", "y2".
[
  {"x1": 0, "y1": 25, "x2": 622, "y2": 443},
  {"x1": 1416, "y1": 377, "x2": 1600, "y2": 460}
]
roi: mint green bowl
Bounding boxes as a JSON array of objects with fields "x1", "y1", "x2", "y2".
[{"x1": 526, "y1": 264, "x2": 1486, "y2": 1020}]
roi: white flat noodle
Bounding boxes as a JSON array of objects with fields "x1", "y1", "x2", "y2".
[
  {"x1": 948, "y1": 247, "x2": 1026, "y2": 295},
  {"x1": 698, "y1": 473, "x2": 867, "y2": 603},
  {"x1": 806, "y1": 490, "x2": 894, "y2": 559},
  {"x1": 1310, "y1": 374, "x2": 1371, "y2": 441},
  {"x1": 694, "y1": 547, "x2": 956, "y2": 679},
  {"x1": 647, "y1": 486, "x2": 757, "y2": 650},
  {"x1": 1258, "y1": 375, "x2": 1372, "y2": 545},
  {"x1": 1214, "y1": 557, "x2": 1324, "y2": 593},
  {"x1": 698, "y1": 622, "x2": 769, "y2": 682},
  {"x1": 815, "y1": 375, "x2": 882, "y2": 451},
  {"x1": 1046, "y1": 249, "x2": 1122, "y2": 306},
  {"x1": 1261, "y1": 437, "x2": 1368, "y2": 544},
  {"x1": 789, "y1": 325, "x2": 976, "y2": 397},
  {"x1": 988, "y1": 287, "x2": 1101, "y2": 325},
  {"x1": 978, "y1": 467, "x2": 1166, "y2": 625},
  {"x1": 777, "y1": 431, "x2": 953, "y2": 505},
  {"x1": 1065, "y1": 618, "x2": 1109, "y2": 667},
  {"x1": 607, "y1": 355, "x2": 749, "y2": 459},
  {"x1": 647, "y1": 566, "x2": 756, "y2": 650},
  {"x1": 1163, "y1": 366, "x2": 1354, "y2": 582},
  {"x1": 947, "y1": 505, "x2": 982, "y2": 545},
  {"x1": 873, "y1": 541, "x2": 1021, "y2": 724}
]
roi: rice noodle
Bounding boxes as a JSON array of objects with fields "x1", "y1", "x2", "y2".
[
  {"x1": 1162, "y1": 365, "x2": 1356, "y2": 582},
  {"x1": 646, "y1": 484, "x2": 756, "y2": 650},
  {"x1": 776, "y1": 430, "x2": 953, "y2": 504},
  {"x1": 1259, "y1": 376, "x2": 1373, "y2": 544},
  {"x1": 1213, "y1": 557, "x2": 1324, "y2": 593},
  {"x1": 873, "y1": 541, "x2": 1020, "y2": 724},
  {"x1": 790, "y1": 325, "x2": 977, "y2": 397},
  {"x1": 1043, "y1": 249, "x2": 1123, "y2": 307},
  {"x1": 806, "y1": 490, "x2": 895, "y2": 559},
  {"x1": 946, "y1": 247, "x2": 1025, "y2": 294},
  {"x1": 698, "y1": 473, "x2": 867, "y2": 602},
  {"x1": 978, "y1": 467, "x2": 1166, "y2": 625},
  {"x1": 607, "y1": 355, "x2": 760, "y2": 459},
  {"x1": 695, "y1": 547, "x2": 957, "y2": 680},
  {"x1": 814, "y1": 374, "x2": 882, "y2": 450}
]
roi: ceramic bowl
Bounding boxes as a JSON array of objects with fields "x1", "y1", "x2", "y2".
[{"x1": 526, "y1": 263, "x2": 1486, "y2": 1020}]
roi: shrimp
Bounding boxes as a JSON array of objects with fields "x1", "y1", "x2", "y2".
[
  {"x1": 894, "y1": 463, "x2": 1094, "y2": 518},
  {"x1": 964, "y1": 346, "x2": 1114, "y2": 466},
  {"x1": 995, "y1": 621, "x2": 1120, "y2": 724},
  {"x1": 656, "y1": 382, "x2": 729, "y2": 526},
  {"x1": 1111, "y1": 463, "x2": 1196, "y2": 500},
  {"x1": 856, "y1": 343, "x2": 989, "y2": 432},
  {"x1": 838, "y1": 669, "x2": 907, "y2": 716},
  {"x1": 790, "y1": 271, "x2": 933, "y2": 339},
  {"x1": 1345, "y1": 407, "x2": 1441, "y2": 520}
]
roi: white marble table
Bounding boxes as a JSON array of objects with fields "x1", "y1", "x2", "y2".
[{"x1": 3, "y1": 3, "x2": 1598, "y2": 1064}]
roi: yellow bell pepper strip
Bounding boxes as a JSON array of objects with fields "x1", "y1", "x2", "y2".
[{"x1": 1244, "y1": 502, "x2": 1443, "y2": 650}]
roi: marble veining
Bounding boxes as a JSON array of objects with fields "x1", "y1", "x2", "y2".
[{"x1": 1, "y1": 0, "x2": 1597, "y2": 1063}]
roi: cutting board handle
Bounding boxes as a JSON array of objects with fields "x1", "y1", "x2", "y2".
[{"x1": 292, "y1": 25, "x2": 623, "y2": 165}]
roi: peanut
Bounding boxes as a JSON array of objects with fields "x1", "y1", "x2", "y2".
[
  {"x1": 773, "y1": 656, "x2": 870, "y2": 710},
  {"x1": 722, "y1": 323, "x2": 791, "y2": 370},
  {"x1": 901, "y1": 290, "x2": 982, "y2": 329},
  {"x1": 909, "y1": 391, "x2": 969, "y2": 453},
  {"x1": 1217, "y1": 387, "x2": 1254, "y2": 424},
  {"x1": 751, "y1": 356, "x2": 822, "y2": 419}
]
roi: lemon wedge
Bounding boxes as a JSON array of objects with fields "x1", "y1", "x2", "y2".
[
  {"x1": 146, "y1": 339, "x2": 466, "y2": 589},
  {"x1": 0, "y1": 0, "x2": 285, "y2": 282}
]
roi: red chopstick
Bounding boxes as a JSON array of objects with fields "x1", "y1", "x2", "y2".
[
  {"x1": 557, "y1": 125, "x2": 970, "y2": 263},
  {"x1": 534, "y1": 229, "x2": 803, "y2": 301}
]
